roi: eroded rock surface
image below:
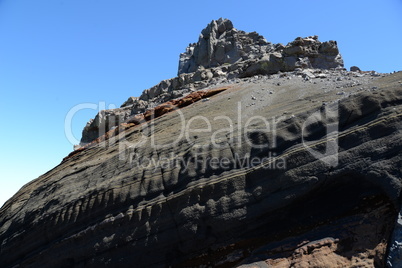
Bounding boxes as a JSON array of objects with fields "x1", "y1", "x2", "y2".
[
  {"x1": 1, "y1": 66, "x2": 401, "y2": 267},
  {"x1": 178, "y1": 18, "x2": 343, "y2": 75},
  {"x1": 178, "y1": 18, "x2": 274, "y2": 74},
  {"x1": 2, "y1": 18, "x2": 402, "y2": 267}
]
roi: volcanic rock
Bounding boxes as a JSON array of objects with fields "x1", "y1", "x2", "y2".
[
  {"x1": 1, "y1": 19, "x2": 402, "y2": 268},
  {"x1": 178, "y1": 19, "x2": 343, "y2": 76},
  {"x1": 81, "y1": 19, "x2": 344, "y2": 146},
  {"x1": 178, "y1": 18, "x2": 273, "y2": 74},
  {"x1": 350, "y1": 65, "x2": 361, "y2": 72}
]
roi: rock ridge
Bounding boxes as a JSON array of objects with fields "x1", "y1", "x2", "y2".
[
  {"x1": 178, "y1": 18, "x2": 343, "y2": 75},
  {"x1": 80, "y1": 18, "x2": 344, "y2": 145}
]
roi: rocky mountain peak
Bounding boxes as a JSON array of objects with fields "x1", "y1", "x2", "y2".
[
  {"x1": 80, "y1": 19, "x2": 345, "y2": 146},
  {"x1": 201, "y1": 17, "x2": 234, "y2": 37},
  {"x1": 178, "y1": 18, "x2": 273, "y2": 74},
  {"x1": 178, "y1": 18, "x2": 343, "y2": 76}
]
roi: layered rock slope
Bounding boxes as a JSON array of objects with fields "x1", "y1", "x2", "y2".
[{"x1": 1, "y1": 19, "x2": 402, "y2": 268}]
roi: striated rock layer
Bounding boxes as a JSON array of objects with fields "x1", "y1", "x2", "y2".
[{"x1": 1, "y1": 65, "x2": 402, "y2": 267}]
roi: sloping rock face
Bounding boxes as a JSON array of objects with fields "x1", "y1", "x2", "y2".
[
  {"x1": 69, "y1": 87, "x2": 229, "y2": 160},
  {"x1": 1, "y1": 65, "x2": 402, "y2": 267},
  {"x1": 80, "y1": 18, "x2": 344, "y2": 146}
]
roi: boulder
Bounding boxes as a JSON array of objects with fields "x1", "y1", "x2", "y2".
[{"x1": 350, "y1": 66, "x2": 361, "y2": 72}]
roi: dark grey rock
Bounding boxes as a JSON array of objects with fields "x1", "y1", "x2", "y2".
[
  {"x1": 1, "y1": 70, "x2": 401, "y2": 267},
  {"x1": 387, "y1": 212, "x2": 402, "y2": 267},
  {"x1": 3, "y1": 18, "x2": 400, "y2": 268},
  {"x1": 350, "y1": 66, "x2": 361, "y2": 72}
]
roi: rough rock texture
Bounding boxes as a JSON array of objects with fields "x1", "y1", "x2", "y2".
[
  {"x1": 178, "y1": 18, "x2": 343, "y2": 75},
  {"x1": 80, "y1": 19, "x2": 344, "y2": 146},
  {"x1": 1, "y1": 66, "x2": 401, "y2": 267},
  {"x1": 178, "y1": 18, "x2": 274, "y2": 74},
  {"x1": 387, "y1": 212, "x2": 402, "y2": 266},
  {"x1": 81, "y1": 106, "x2": 132, "y2": 145},
  {"x1": 69, "y1": 86, "x2": 229, "y2": 161}
]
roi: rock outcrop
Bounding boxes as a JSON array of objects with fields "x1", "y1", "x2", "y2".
[
  {"x1": 1, "y1": 19, "x2": 401, "y2": 268},
  {"x1": 178, "y1": 18, "x2": 343, "y2": 76},
  {"x1": 178, "y1": 18, "x2": 274, "y2": 74},
  {"x1": 67, "y1": 86, "x2": 229, "y2": 161},
  {"x1": 80, "y1": 18, "x2": 344, "y2": 146}
]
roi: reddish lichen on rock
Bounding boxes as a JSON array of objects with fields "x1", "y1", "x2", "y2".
[{"x1": 62, "y1": 86, "x2": 229, "y2": 162}]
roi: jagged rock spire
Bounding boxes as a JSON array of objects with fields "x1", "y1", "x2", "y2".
[{"x1": 178, "y1": 18, "x2": 273, "y2": 75}]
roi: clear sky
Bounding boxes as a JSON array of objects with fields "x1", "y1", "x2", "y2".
[{"x1": 0, "y1": 0, "x2": 401, "y2": 207}]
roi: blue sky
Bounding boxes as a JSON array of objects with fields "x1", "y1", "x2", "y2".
[{"x1": 0, "y1": 0, "x2": 401, "y2": 206}]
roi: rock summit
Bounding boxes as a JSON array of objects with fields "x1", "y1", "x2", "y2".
[
  {"x1": 81, "y1": 18, "x2": 344, "y2": 146},
  {"x1": 178, "y1": 18, "x2": 343, "y2": 75}
]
